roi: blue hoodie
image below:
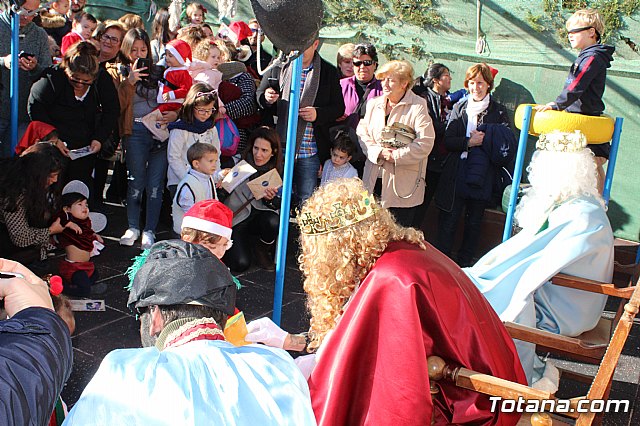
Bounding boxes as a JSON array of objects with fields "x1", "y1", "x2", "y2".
[{"x1": 554, "y1": 43, "x2": 615, "y2": 116}]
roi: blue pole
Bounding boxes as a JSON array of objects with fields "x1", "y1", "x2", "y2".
[
  {"x1": 602, "y1": 117, "x2": 623, "y2": 206},
  {"x1": 272, "y1": 55, "x2": 303, "y2": 326},
  {"x1": 10, "y1": 8, "x2": 20, "y2": 156},
  {"x1": 502, "y1": 105, "x2": 532, "y2": 242}
]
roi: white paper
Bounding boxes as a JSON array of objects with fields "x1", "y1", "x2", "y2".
[
  {"x1": 68, "y1": 146, "x2": 94, "y2": 160},
  {"x1": 221, "y1": 160, "x2": 257, "y2": 193},
  {"x1": 68, "y1": 299, "x2": 105, "y2": 311}
]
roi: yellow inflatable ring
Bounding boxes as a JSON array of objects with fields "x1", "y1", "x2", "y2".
[{"x1": 514, "y1": 104, "x2": 614, "y2": 144}]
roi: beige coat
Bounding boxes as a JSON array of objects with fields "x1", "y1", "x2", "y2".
[{"x1": 357, "y1": 90, "x2": 435, "y2": 208}]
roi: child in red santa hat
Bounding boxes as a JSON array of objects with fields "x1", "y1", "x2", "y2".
[{"x1": 141, "y1": 39, "x2": 194, "y2": 141}]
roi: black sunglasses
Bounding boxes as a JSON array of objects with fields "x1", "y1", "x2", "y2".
[
  {"x1": 567, "y1": 26, "x2": 593, "y2": 34},
  {"x1": 353, "y1": 59, "x2": 374, "y2": 67}
]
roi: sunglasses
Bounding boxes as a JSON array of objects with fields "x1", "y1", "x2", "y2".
[
  {"x1": 353, "y1": 59, "x2": 374, "y2": 67},
  {"x1": 567, "y1": 26, "x2": 593, "y2": 34},
  {"x1": 67, "y1": 75, "x2": 94, "y2": 86}
]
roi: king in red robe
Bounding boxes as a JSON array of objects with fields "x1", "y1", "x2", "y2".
[{"x1": 308, "y1": 240, "x2": 528, "y2": 425}]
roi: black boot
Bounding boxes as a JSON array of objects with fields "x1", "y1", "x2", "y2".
[{"x1": 255, "y1": 239, "x2": 275, "y2": 271}]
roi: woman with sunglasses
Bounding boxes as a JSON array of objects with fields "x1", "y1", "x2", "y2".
[
  {"x1": 28, "y1": 41, "x2": 119, "y2": 197},
  {"x1": 338, "y1": 43, "x2": 383, "y2": 131},
  {"x1": 109, "y1": 28, "x2": 173, "y2": 250}
]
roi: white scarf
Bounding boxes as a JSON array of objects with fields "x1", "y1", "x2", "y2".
[{"x1": 465, "y1": 95, "x2": 491, "y2": 137}]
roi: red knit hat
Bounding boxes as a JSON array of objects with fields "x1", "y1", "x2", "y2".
[
  {"x1": 182, "y1": 200, "x2": 233, "y2": 240},
  {"x1": 166, "y1": 39, "x2": 192, "y2": 66},
  {"x1": 229, "y1": 21, "x2": 253, "y2": 44}
]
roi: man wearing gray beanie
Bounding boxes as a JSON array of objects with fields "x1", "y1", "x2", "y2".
[{"x1": 65, "y1": 240, "x2": 315, "y2": 425}]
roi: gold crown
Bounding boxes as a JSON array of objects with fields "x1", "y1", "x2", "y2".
[
  {"x1": 536, "y1": 130, "x2": 587, "y2": 153},
  {"x1": 299, "y1": 191, "x2": 379, "y2": 235}
]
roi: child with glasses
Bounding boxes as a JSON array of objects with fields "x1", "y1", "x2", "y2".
[
  {"x1": 172, "y1": 143, "x2": 220, "y2": 235},
  {"x1": 167, "y1": 83, "x2": 222, "y2": 200},
  {"x1": 535, "y1": 9, "x2": 614, "y2": 191}
]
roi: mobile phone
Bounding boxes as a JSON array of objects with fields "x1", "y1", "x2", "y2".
[
  {"x1": 18, "y1": 51, "x2": 34, "y2": 59},
  {"x1": 267, "y1": 77, "x2": 280, "y2": 93},
  {"x1": 136, "y1": 58, "x2": 151, "y2": 71}
]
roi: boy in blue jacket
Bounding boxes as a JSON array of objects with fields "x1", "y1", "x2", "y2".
[{"x1": 536, "y1": 9, "x2": 614, "y2": 190}]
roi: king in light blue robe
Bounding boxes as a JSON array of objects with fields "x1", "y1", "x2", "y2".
[
  {"x1": 63, "y1": 340, "x2": 316, "y2": 425},
  {"x1": 464, "y1": 195, "x2": 614, "y2": 384}
]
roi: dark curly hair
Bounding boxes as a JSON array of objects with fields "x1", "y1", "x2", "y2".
[{"x1": 0, "y1": 145, "x2": 64, "y2": 228}]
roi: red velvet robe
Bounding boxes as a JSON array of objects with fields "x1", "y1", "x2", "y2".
[{"x1": 308, "y1": 241, "x2": 527, "y2": 425}]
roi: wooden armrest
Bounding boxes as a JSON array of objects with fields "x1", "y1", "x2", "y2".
[
  {"x1": 551, "y1": 273, "x2": 635, "y2": 299},
  {"x1": 504, "y1": 321, "x2": 608, "y2": 361}
]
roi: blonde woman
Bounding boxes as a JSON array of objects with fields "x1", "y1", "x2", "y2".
[
  {"x1": 246, "y1": 178, "x2": 527, "y2": 425},
  {"x1": 357, "y1": 60, "x2": 435, "y2": 226}
]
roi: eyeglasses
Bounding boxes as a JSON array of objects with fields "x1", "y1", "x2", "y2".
[
  {"x1": 567, "y1": 26, "x2": 593, "y2": 34},
  {"x1": 101, "y1": 34, "x2": 121, "y2": 44},
  {"x1": 194, "y1": 107, "x2": 216, "y2": 114},
  {"x1": 16, "y1": 6, "x2": 40, "y2": 17},
  {"x1": 201, "y1": 240, "x2": 234, "y2": 251},
  {"x1": 353, "y1": 59, "x2": 374, "y2": 67}
]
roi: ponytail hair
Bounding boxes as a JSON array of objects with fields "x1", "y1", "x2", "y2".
[{"x1": 61, "y1": 41, "x2": 100, "y2": 79}]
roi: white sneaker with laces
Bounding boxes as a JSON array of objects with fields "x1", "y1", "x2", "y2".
[
  {"x1": 141, "y1": 231, "x2": 155, "y2": 250},
  {"x1": 120, "y1": 228, "x2": 140, "y2": 246}
]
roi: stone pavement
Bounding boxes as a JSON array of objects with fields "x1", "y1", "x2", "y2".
[{"x1": 30, "y1": 201, "x2": 639, "y2": 424}]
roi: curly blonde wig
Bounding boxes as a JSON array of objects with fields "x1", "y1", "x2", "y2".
[{"x1": 298, "y1": 178, "x2": 425, "y2": 351}]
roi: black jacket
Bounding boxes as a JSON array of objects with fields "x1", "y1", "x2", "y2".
[
  {"x1": 257, "y1": 55, "x2": 345, "y2": 163},
  {"x1": 0, "y1": 307, "x2": 73, "y2": 425},
  {"x1": 435, "y1": 97, "x2": 511, "y2": 211},
  {"x1": 415, "y1": 86, "x2": 450, "y2": 173},
  {"x1": 554, "y1": 44, "x2": 614, "y2": 116},
  {"x1": 28, "y1": 66, "x2": 120, "y2": 151}
]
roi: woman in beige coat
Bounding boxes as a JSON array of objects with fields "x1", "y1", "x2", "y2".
[{"x1": 357, "y1": 60, "x2": 435, "y2": 226}]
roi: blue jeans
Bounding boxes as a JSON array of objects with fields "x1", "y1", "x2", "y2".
[
  {"x1": 0, "y1": 118, "x2": 29, "y2": 158},
  {"x1": 294, "y1": 154, "x2": 320, "y2": 206},
  {"x1": 124, "y1": 122, "x2": 168, "y2": 232}
]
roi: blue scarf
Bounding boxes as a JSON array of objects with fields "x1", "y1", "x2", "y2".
[{"x1": 168, "y1": 117, "x2": 214, "y2": 134}]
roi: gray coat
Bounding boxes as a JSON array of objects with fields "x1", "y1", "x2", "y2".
[{"x1": 0, "y1": 12, "x2": 52, "y2": 122}]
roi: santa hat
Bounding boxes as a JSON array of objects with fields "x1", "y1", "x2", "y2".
[
  {"x1": 228, "y1": 21, "x2": 253, "y2": 44},
  {"x1": 182, "y1": 200, "x2": 233, "y2": 240},
  {"x1": 166, "y1": 39, "x2": 192, "y2": 66},
  {"x1": 488, "y1": 65, "x2": 499, "y2": 78},
  {"x1": 16, "y1": 121, "x2": 57, "y2": 155}
]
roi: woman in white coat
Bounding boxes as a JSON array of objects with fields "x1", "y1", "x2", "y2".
[{"x1": 357, "y1": 60, "x2": 435, "y2": 226}]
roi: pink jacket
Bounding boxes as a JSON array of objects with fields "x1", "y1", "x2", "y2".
[{"x1": 189, "y1": 59, "x2": 222, "y2": 90}]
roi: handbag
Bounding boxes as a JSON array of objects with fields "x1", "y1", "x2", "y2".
[
  {"x1": 380, "y1": 122, "x2": 416, "y2": 149},
  {"x1": 215, "y1": 115, "x2": 241, "y2": 157}
]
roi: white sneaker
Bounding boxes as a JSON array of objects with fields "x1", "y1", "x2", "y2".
[
  {"x1": 141, "y1": 231, "x2": 155, "y2": 250},
  {"x1": 120, "y1": 228, "x2": 140, "y2": 246}
]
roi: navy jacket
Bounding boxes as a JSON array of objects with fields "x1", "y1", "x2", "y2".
[
  {"x1": 554, "y1": 44, "x2": 614, "y2": 116},
  {"x1": 435, "y1": 97, "x2": 511, "y2": 211},
  {"x1": 0, "y1": 307, "x2": 73, "y2": 425}
]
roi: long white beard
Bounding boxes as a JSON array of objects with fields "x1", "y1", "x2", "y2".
[{"x1": 514, "y1": 149, "x2": 602, "y2": 231}]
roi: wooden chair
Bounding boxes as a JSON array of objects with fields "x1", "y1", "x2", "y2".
[{"x1": 428, "y1": 276, "x2": 639, "y2": 425}]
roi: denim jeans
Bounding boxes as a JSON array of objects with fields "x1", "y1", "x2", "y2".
[
  {"x1": 124, "y1": 122, "x2": 168, "y2": 232},
  {"x1": 0, "y1": 118, "x2": 29, "y2": 158},
  {"x1": 294, "y1": 154, "x2": 320, "y2": 206}
]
